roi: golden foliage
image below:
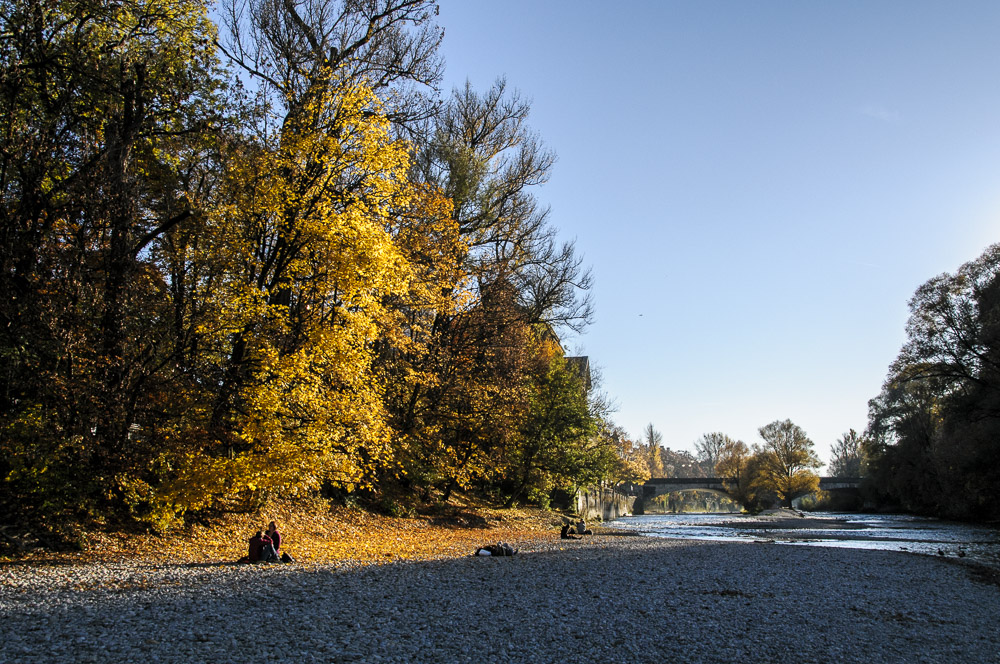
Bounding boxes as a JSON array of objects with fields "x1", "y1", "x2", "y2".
[
  {"x1": 140, "y1": 74, "x2": 441, "y2": 519},
  {"x1": 0, "y1": 3, "x2": 620, "y2": 537},
  {"x1": 15, "y1": 498, "x2": 564, "y2": 566}
]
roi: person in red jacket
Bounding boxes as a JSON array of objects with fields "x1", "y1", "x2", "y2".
[
  {"x1": 247, "y1": 530, "x2": 277, "y2": 562},
  {"x1": 265, "y1": 521, "x2": 281, "y2": 554}
]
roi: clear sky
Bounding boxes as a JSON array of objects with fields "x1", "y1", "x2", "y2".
[{"x1": 434, "y1": 1, "x2": 1000, "y2": 466}]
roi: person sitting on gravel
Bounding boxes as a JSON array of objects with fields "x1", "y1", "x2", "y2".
[
  {"x1": 266, "y1": 521, "x2": 294, "y2": 563},
  {"x1": 266, "y1": 521, "x2": 281, "y2": 554},
  {"x1": 247, "y1": 530, "x2": 279, "y2": 563},
  {"x1": 575, "y1": 519, "x2": 593, "y2": 536},
  {"x1": 561, "y1": 524, "x2": 581, "y2": 540},
  {"x1": 474, "y1": 541, "x2": 517, "y2": 556}
]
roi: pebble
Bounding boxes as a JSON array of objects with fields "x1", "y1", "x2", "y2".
[{"x1": 2, "y1": 536, "x2": 999, "y2": 663}]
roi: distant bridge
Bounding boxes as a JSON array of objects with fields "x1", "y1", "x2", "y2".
[
  {"x1": 640, "y1": 476, "x2": 863, "y2": 509},
  {"x1": 644, "y1": 476, "x2": 862, "y2": 495}
]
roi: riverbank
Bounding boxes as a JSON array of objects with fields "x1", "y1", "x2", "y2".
[
  {"x1": 3, "y1": 533, "x2": 999, "y2": 663},
  {"x1": 2, "y1": 497, "x2": 566, "y2": 565}
]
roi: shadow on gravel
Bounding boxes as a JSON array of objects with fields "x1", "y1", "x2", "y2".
[
  {"x1": 6, "y1": 537, "x2": 998, "y2": 664},
  {"x1": 944, "y1": 558, "x2": 1000, "y2": 588}
]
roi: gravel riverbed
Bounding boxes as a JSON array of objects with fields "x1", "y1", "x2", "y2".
[{"x1": 3, "y1": 534, "x2": 999, "y2": 663}]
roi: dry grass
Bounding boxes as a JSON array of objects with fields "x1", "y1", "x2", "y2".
[{"x1": 13, "y1": 497, "x2": 569, "y2": 566}]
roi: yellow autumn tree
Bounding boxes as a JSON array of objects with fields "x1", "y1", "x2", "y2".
[
  {"x1": 137, "y1": 66, "x2": 449, "y2": 525},
  {"x1": 754, "y1": 419, "x2": 822, "y2": 507},
  {"x1": 600, "y1": 424, "x2": 651, "y2": 487}
]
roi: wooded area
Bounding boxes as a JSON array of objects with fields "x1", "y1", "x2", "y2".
[
  {"x1": 3, "y1": 1, "x2": 997, "y2": 549},
  {"x1": 864, "y1": 243, "x2": 1000, "y2": 521},
  {"x1": 0, "y1": 0, "x2": 646, "y2": 541}
]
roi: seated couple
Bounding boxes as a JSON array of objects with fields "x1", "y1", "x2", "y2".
[{"x1": 243, "y1": 521, "x2": 292, "y2": 563}]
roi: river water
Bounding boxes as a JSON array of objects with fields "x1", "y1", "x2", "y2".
[{"x1": 607, "y1": 512, "x2": 1000, "y2": 569}]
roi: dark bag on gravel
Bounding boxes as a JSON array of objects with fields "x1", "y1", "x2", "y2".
[{"x1": 281, "y1": 552, "x2": 294, "y2": 563}]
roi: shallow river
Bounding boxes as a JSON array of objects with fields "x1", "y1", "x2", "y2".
[{"x1": 608, "y1": 512, "x2": 1000, "y2": 569}]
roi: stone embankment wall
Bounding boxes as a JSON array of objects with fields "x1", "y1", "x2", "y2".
[{"x1": 576, "y1": 487, "x2": 635, "y2": 522}]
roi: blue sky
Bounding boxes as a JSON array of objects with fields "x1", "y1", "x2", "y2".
[{"x1": 434, "y1": 1, "x2": 1000, "y2": 465}]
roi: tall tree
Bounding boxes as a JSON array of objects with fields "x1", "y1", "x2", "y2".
[
  {"x1": 755, "y1": 419, "x2": 821, "y2": 507},
  {"x1": 715, "y1": 438, "x2": 750, "y2": 479},
  {"x1": 383, "y1": 77, "x2": 594, "y2": 500},
  {"x1": 0, "y1": 0, "x2": 223, "y2": 526},
  {"x1": 413, "y1": 78, "x2": 593, "y2": 332},
  {"x1": 714, "y1": 438, "x2": 770, "y2": 511},
  {"x1": 504, "y1": 350, "x2": 598, "y2": 506},
  {"x1": 695, "y1": 432, "x2": 732, "y2": 474},
  {"x1": 641, "y1": 423, "x2": 665, "y2": 477},
  {"x1": 218, "y1": 0, "x2": 443, "y2": 132},
  {"x1": 129, "y1": 0, "x2": 453, "y2": 524},
  {"x1": 597, "y1": 423, "x2": 650, "y2": 486},
  {"x1": 829, "y1": 429, "x2": 867, "y2": 478},
  {"x1": 867, "y1": 243, "x2": 1000, "y2": 519}
]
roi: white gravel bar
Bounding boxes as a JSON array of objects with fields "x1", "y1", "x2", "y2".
[{"x1": 3, "y1": 534, "x2": 999, "y2": 663}]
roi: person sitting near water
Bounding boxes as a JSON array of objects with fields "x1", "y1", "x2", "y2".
[
  {"x1": 576, "y1": 519, "x2": 593, "y2": 536},
  {"x1": 561, "y1": 523, "x2": 581, "y2": 540}
]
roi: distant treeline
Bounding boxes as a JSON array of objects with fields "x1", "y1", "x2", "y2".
[
  {"x1": 637, "y1": 424, "x2": 824, "y2": 512},
  {"x1": 0, "y1": 0, "x2": 647, "y2": 539},
  {"x1": 633, "y1": 243, "x2": 1000, "y2": 523}
]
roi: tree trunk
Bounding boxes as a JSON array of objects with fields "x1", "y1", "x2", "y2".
[{"x1": 98, "y1": 62, "x2": 146, "y2": 472}]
